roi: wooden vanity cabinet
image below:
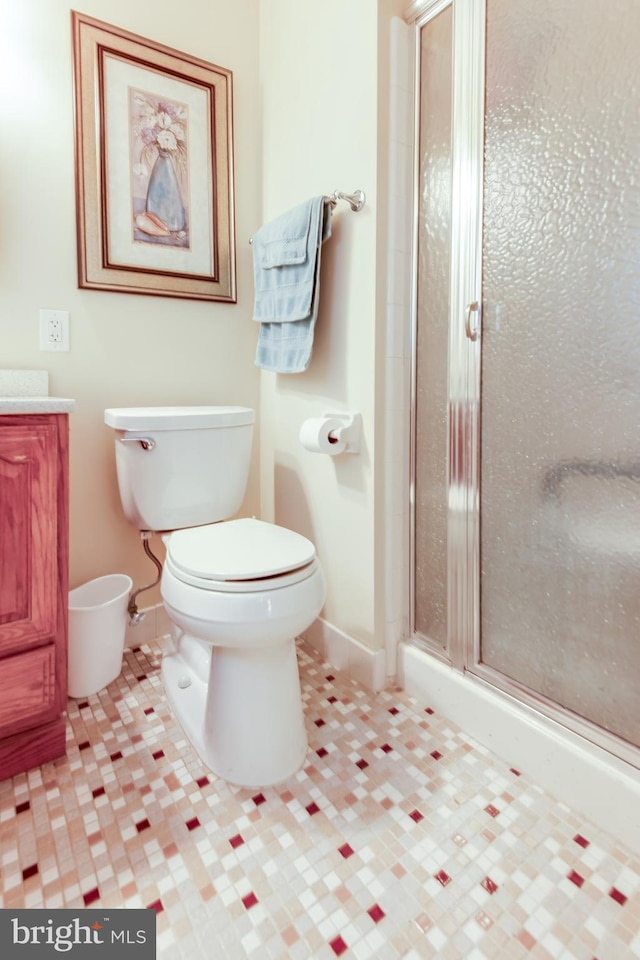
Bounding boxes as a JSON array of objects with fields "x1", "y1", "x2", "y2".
[{"x1": 0, "y1": 414, "x2": 69, "y2": 779}]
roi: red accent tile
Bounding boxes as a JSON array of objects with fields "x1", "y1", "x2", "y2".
[
  {"x1": 425, "y1": 707, "x2": 435, "y2": 715},
  {"x1": 77, "y1": 701, "x2": 90, "y2": 709},
  {"x1": 388, "y1": 707, "x2": 399, "y2": 715},
  {"x1": 326, "y1": 675, "x2": 335, "y2": 682},
  {"x1": 435, "y1": 870, "x2": 451, "y2": 887},
  {"x1": 338, "y1": 843, "x2": 355, "y2": 859},
  {"x1": 110, "y1": 751, "x2": 123, "y2": 762},
  {"x1": 16, "y1": 801, "x2": 30, "y2": 814},
  {"x1": 131, "y1": 646, "x2": 141, "y2": 653},
  {"x1": 330, "y1": 935, "x2": 348, "y2": 957},
  {"x1": 147, "y1": 899, "x2": 164, "y2": 914},
  {"x1": 135, "y1": 818, "x2": 151, "y2": 833},
  {"x1": 83, "y1": 887, "x2": 100, "y2": 906},
  {"x1": 430, "y1": 750, "x2": 443, "y2": 760},
  {"x1": 314, "y1": 718, "x2": 326, "y2": 727},
  {"x1": 144, "y1": 707, "x2": 154, "y2": 715},
  {"x1": 609, "y1": 887, "x2": 628, "y2": 906},
  {"x1": 484, "y1": 804, "x2": 500, "y2": 818},
  {"x1": 368, "y1": 904, "x2": 385, "y2": 923},
  {"x1": 196, "y1": 776, "x2": 210, "y2": 788},
  {"x1": 136, "y1": 674, "x2": 147, "y2": 682},
  {"x1": 22, "y1": 863, "x2": 39, "y2": 881},
  {"x1": 316, "y1": 747, "x2": 328, "y2": 758},
  {"x1": 92, "y1": 787, "x2": 105, "y2": 799},
  {"x1": 242, "y1": 892, "x2": 258, "y2": 910},
  {"x1": 327, "y1": 696, "x2": 338, "y2": 704},
  {"x1": 573, "y1": 833, "x2": 590, "y2": 848},
  {"x1": 152, "y1": 750, "x2": 165, "y2": 760},
  {"x1": 509, "y1": 768, "x2": 521, "y2": 776},
  {"x1": 381, "y1": 743, "x2": 393, "y2": 753},
  {"x1": 185, "y1": 817, "x2": 200, "y2": 831},
  {"x1": 229, "y1": 834, "x2": 244, "y2": 849},
  {"x1": 252, "y1": 793, "x2": 266, "y2": 806},
  {"x1": 568, "y1": 870, "x2": 584, "y2": 888},
  {"x1": 356, "y1": 759, "x2": 369, "y2": 770},
  {"x1": 481, "y1": 877, "x2": 498, "y2": 894},
  {"x1": 78, "y1": 741, "x2": 91, "y2": 751},
  {"x1": 409, "y1": 809, "x2": 424, "y2": 823},
  {"x1": 306, "y1": 802, "x2": 320, "y2": 816}
]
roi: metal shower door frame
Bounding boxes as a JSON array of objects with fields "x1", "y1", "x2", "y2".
[{"x1": 408, "y1": 0, "x2": 640, "y2": 770}]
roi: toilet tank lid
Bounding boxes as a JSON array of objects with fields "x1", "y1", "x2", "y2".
[{"x1": 104, "y1": 405, "x2": 255, "y2": 430}]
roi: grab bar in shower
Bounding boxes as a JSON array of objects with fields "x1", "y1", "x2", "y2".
[{"x1": 542, "y1": 459, "x2": 640, "y2": 500}]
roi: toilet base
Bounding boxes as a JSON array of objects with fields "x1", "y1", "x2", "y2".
[{"x1": 161, "y1": 632, "x2": 308, "y2": 788}]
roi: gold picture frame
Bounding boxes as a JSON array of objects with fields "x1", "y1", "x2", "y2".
[{"x1": 72, "y1": 11, "x2": 236, "y2": 302}]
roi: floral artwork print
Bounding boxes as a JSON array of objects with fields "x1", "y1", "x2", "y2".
[{"x1": 129, "y1": 88, "x2": 190, "y2": 249}]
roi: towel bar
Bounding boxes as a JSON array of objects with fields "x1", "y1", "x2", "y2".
[
  {"x1": 326, "y1": 189, "x2": 366, "y2": 212},
  {"x1": 249, "y1": 190, "x2": 365, "y2": 243}
]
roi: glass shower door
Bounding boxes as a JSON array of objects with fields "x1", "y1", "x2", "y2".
[{"x1": 478, "y1": 0, "x2": 640, "y2": 748}]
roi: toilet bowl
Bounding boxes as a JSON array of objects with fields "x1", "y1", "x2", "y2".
[
  {"x1": 160, "y1": 518, "x2": 325, "y2": 786},
  {"x1": 104, "y1": 406, "x2": 326, "y2": 787}
]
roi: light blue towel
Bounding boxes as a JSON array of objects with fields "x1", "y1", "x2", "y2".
[{"x1": 252, "y1": 197, "x2": 332, "y2": 373}]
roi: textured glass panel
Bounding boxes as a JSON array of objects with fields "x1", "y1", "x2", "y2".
[
  {"x1": 480, "y1": 0, "x2": 640, "y2": 744},
  {"x1": 414, "y1": 6, "x2": 453, "y2": 650}
]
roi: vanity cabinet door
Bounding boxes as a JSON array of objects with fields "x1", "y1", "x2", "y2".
[
  {"x1": 0, "y1": 415, "x2": 69, "y2": 776},
  {"x1": 0, "y1": 421, "x2": 58, "y2": 658}
]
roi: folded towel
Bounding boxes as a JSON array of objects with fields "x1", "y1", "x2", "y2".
[{"x1": 252, "y1": 196, "x2": 332, "y2": 373}]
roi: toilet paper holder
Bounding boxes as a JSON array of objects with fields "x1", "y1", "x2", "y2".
[{"x1": 324, "y1": 411, "x2": 362, "y2": 454}]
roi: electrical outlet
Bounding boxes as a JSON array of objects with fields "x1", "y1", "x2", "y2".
[{"x1": 40, "y1": 309, "x2": 70, "y2": 352}]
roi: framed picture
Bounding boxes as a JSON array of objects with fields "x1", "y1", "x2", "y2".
[{"x1": 71, "y1": 11, "x2": 236, "y2": 302}]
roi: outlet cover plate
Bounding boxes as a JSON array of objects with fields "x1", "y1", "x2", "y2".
[{"x1": 40, "y1": 309, "x2": 70, "y2": 352}]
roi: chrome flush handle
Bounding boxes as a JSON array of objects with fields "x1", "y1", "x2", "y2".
[
  {"x1": 119, "y1": 436, "x2": 156, "y2": 451},
  {"x1": 465, "y1": 301, "x2": 480, "y2": 342}
]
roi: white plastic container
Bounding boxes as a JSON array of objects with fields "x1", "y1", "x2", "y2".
[{"x1": 68, "y1": 575, "x2": 132, "y2": 698}]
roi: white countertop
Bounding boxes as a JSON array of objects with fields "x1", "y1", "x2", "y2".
[{"x1": 0, "y1": 397, "x2": 76, "y2": 414}]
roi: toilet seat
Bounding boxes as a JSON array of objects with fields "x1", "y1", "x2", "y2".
[{"x1": 164, "y1": 517, "x2": 318, "y2": 594}]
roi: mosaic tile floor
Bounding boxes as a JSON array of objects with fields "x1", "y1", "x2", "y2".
[{"x1": 1, "y1": 638, "x2": 640, "y2": 959}]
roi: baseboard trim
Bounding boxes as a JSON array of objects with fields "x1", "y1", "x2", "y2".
[{"x1": 301, "y1": 618, "x2": 386, "y2": 692}]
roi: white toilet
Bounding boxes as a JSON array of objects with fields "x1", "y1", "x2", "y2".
[{"x1": 104, "y1": 406, "x2": 325, "y2": 787}]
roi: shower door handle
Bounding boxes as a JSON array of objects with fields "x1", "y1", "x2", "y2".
[{"x1": 465, "y1": 301, "x2": 480, "y2": 341}]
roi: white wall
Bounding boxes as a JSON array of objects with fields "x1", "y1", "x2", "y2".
[
  {"x1": 258, "y1": 0, "x2": 405, "y2": 660},
  {"x1": 1, "y1": 0, "x2": 406, "y2": 665},
  {"x1": 0, "y1": 0, "x2": 261, "y2": 598}
]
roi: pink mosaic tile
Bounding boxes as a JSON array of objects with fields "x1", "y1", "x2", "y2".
[{"x1": 1, "y1": 637, "x2": 640, "y2": 960}]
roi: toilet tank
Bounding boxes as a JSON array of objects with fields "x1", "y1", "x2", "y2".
[{"x1": 104, "y1": 406, "x2": 255, "y2": 531}]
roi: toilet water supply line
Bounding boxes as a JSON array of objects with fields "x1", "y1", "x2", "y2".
[{"x1": 128, "y1": 531, "x2": 163, "y2": 625}]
